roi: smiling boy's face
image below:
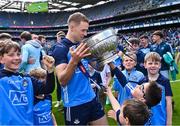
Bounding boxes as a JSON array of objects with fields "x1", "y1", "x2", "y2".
[
  {"x1": 123, "y1": 55, "x2": 136, "y2": 71},
  {"x1": 1, "y1": 48, "x2": 21, "y2": 72},
  {"x1": 144, "y1": 59, "x2": 161, "y2": 75},
  {"x1": 132, "y1": 83, "x2": 149, "y2": 101}
]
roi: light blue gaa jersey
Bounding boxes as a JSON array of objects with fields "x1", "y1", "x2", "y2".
[
  {"x1": 113, "y1": 56, "x2": 124, "y2": 105},
  {"x1": 113, "y1": 77, "x2": 125, "y2": 105},
  {"x1": 113, "y1": 68, "x2": 144, "y2": 105},
  {"x1": 150, "y1": 84, "x2": 166, "y2": 125},
  {"x1": 0, "y1": 75, "x2": 34, "y2": 125},
  {"x1": 61, "y1": 50, "x2": 95, "y2": 107},
  {"x1": 33, "y1": 99, "x2": 53, "y2": 125}
]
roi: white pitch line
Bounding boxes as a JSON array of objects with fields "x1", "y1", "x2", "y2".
[{"x1": 170, "y1": 79, "x2": 180, "y2": 83}]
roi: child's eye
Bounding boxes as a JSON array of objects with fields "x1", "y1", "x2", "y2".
[
  {"x1": 7, "y1": 53, "x2": 14, "y2": 56},
  {"x1": 17, "y1": 53, "x2": 21, "y2": 56}
]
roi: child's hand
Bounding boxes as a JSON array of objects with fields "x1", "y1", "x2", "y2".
[
  {"x1": 42, "y1": 55, "x2": 55, "y2": 73},
  {"x1": 104, "y1": 86, "x2": 112, "y2": 96},
  {"x1": 108, "y1": 62, "x2": 115, "y2": 70},
  {"x1": 107, "y1": 110, "x2": 116, "y2": 121}
]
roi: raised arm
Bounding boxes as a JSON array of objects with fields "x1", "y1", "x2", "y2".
[
  {"x1": 108, "y1": 62, "x2": 127, "y2": 87},
  {"x1": 105, "y1": 86, "x2": 121, "y2": 112}
]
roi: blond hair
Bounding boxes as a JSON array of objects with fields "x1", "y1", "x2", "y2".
[
  {"x1": 144, "y1": 52, "x2": 161, "y2": 63},
  {"x1": 67, "y1": 12, "x2": 89, "y2": 25},
  {"x1": 30, "y1": 68, "x2": 47, "y2": 80},
  {"x1": 123, "y1": 51, "x2": 137, "y2": 62}
]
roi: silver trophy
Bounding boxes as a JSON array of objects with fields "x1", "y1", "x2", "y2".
[{"x1": 83, "y1": 28, "x2": 118, "y2": 71}]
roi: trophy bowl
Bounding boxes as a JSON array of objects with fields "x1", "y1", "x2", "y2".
[{"x1": 83, "y1": 28, "x2": 118, "y2": 71}]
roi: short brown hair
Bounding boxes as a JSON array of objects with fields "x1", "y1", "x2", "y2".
[
  {"x1": 20, "y1": 31, "x2": 32, "y2": 41},
  {"x1": 38, "y1": 35, "x2": 46, "y2": 41},
  {"x1": 56, "y1": 31, "x2": 65, "y2": 37},
  {"x1": 67, "y1": 12, "x2": 89, "y2": 25},
  {"x1": 144, "y1": 52, "x2": 161, "y2": 63},
  {"x1": 0, "y1": 40, "x2": 20, "y2": 56},
  {"x1": 128, "y1": 38, "x2": 140, "y2": 45},
  {"x1": 30, "y1": 68, "x2": 47, "y2": 80},
  {"x1": 152, "y1": 30, "x2": 164, "y2": 38},
  {"x1": 144, "y1": 81, "x2": 162, "y2": 107},
  {"x1": 139, "y1": 35, "x2": 149, "y2": 40},
  {"x1": 123, "y1": 99, "x2": 150, "y2": 125},
  {"x1": 0, "y1": 33, "x2": 12, "y2": 41}
]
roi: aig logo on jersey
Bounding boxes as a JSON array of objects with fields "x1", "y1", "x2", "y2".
[
  {"x1": 38, "y1": 112, "x2": 51, "y2": 123},
  {"x1": 9, "y1": 90, "x2": 28, "y2": 105}
]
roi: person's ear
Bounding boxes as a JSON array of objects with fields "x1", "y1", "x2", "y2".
[
  {"x1": 134, "y1": 61, "x2": 137, "y2": 66},
  {"x1": 69, "y1": 22, "x2": 75, "y2": 32},
  {"x1": 0, "y1": 56, "x2": 4, "y2": 64},
  {"x1": 125, "y1": 117, "x2": 130, "y2": 125},
  {"x1": 144, "y1": 62, "x2": 147, "y2": 69}
]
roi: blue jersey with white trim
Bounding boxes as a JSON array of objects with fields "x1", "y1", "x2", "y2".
[
  {"x1": 113, "y1": 68, "x2": 144, "y2": 105},
  {"x1": 0, "y1": 70, "x2": 34, "y2": 125},
  {"x1": 0, "y1": 69, "x2": 55, "y2": 125},
  {"x1": 140, "y1": 74, "x2": 173, "y2": 125},
  {"x1": 53, "y1": 38, "x2": 95, "y2": 107},
  {"x1": 33, "y1": 98, "x2": 53, "y2": 125}
]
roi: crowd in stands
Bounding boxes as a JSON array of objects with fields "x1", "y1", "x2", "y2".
[
  {"x1": 0, "y1": 0, "x2": 178, "y2": 27},
  {"x1": 118, "y1": 27, "x2": 180, "y2": 52}
]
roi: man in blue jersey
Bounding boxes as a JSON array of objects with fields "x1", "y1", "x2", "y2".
[
  {"x1": 151, "y1": 30, "x2": 174, "y2": 79},
  {"x1": 139, "y1": 35, "x2": 151, "y2": 54},
  {"x1": 53, "y1": 12, "x2": 107, "y2": 125},
  {"x1": 0, "y1": 40, "x2": 55, "y2": 125}
]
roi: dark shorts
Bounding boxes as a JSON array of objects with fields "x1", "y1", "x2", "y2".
[{"x1": 64, "y1": 98, "x2": 105, "y2": 125}]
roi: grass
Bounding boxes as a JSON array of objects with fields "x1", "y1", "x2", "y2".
[{"x1": 52, "y1": 64, "x2": 180, "y2": 125}]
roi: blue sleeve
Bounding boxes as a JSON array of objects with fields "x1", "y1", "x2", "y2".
[
  {"x1": 164, "y1": 79, "x2": 173, "y2": 96},
  {"x1": 52, "y1": 44, "x2": 68, "y2": 66},
  {"x1": 116, "y1": 109, "x2": 121, "y2": 125},
  {"x1": 113, "y1": 79, "x2": 121, "y2": 91},
  {"x1": 112, "y1": 67, "x2": 127, "y2": 87},
  {"x1": 32, "y1": 72, "x2": 55, "y2": 96}
]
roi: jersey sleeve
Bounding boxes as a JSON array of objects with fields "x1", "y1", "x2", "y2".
[
  {"x1": 52, "y1": 44, "x2": 69, "y2": 66},
  {"x1": 164, "y1": 79, "x2": 173, "y2": 96}
]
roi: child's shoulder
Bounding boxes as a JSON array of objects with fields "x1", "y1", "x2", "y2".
[{"x1": 158, "y1": 74, "x2": 169, "y2": 82}]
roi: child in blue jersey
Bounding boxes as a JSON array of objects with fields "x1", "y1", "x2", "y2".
[
  {"x1": 0, "y1": 40, "x2": 55, "y2": 125},
  {"x1": 140, "y1": 52, "x2": 173, "y2": 125},
  {"x1": 30, "y1": 67, "x2": 57, "y2": 125},
  {"x1": 105, "y1": 86, "x2": 150, "y2": 125},
  {"x1": 113, "y1": 52, "x2": 144, "y2": 105}
]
